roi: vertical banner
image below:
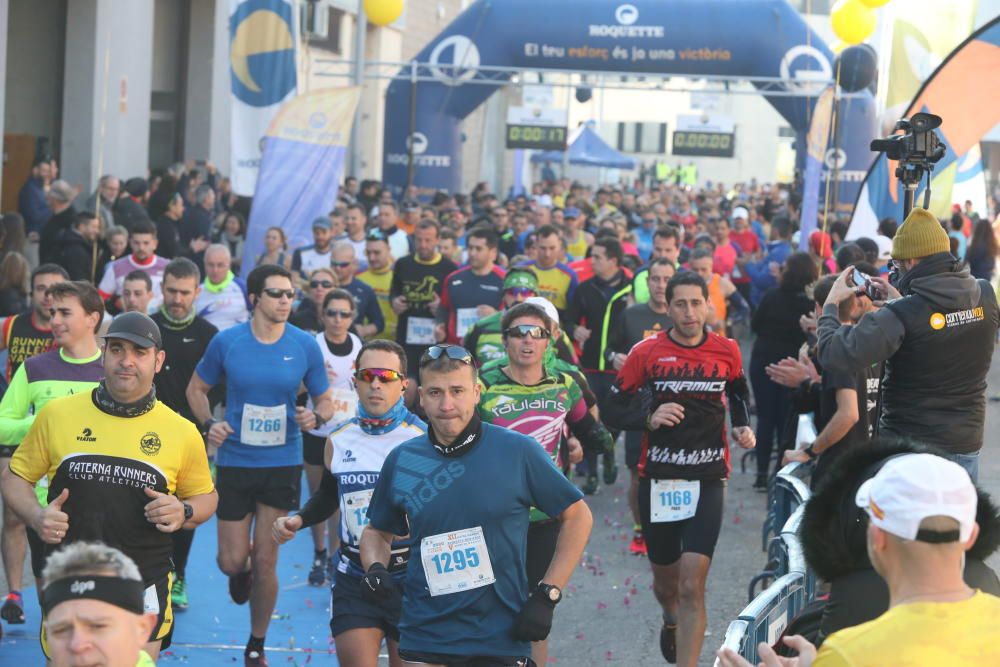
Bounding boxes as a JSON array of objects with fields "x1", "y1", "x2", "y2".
[
  {"x1": 799, "y1": 87, "x2": 835, "y2": 249},
  {"x1": 241, "y1": 88, "x2": 362, "y2": 277},
  {"x1": 229, "y1": 0, "x2": 299, "y2": 196}
]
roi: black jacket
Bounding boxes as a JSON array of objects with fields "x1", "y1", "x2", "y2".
[
  {"x1": 59, "y1": 229, "x2": 106, "y2": 283},
  {"x1": 817, "y1": 253, "x2": 999, "y2": 453},
  {"x1": 112, "y1": 196, "x2": 149, "y2": 233},
  {"x1": 750, "y1": 284, "x2": 814, "y2": 366},
  {"x1": 800, "y1": 438, "x2": 1000, "y2": 643},
  {"x1": 566, "y1": 270, "x2": 631, "y2": 370},
  {"x1": 39, "y1": 205, "x2": 77, "y2": 265},
  {"x1": 155, "y1": 214, "x2": 182, "y2": 259}
]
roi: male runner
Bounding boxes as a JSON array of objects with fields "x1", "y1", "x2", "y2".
[
  {"x1": 0, "y1": 264, "x2": 68, "y2": 380},
  {"x1": 360, "y1": 344, "x2": 592, "y2": 666},
  {"x1": 518, "y1": 225, "x2": 578, "y2": 322},
  {"x1": 358, "y1": 229, "x2": 396, "y2": 341},
  {"x1": 301, "y1": 289, "x2": 364, "y2": 586},
  {"x1": 0, "y1": 281, "x2": 105, "y2": 625},
  {"x1": 3, "y1": 311, "x2": 218, "y2": 661},
  {"x1": 436, "y1": 226, "x2": 506, "y2": 344},
  {"x1": 98, "y1": 219, "x2": 170, "y2": 312},
  {"x1": 478, "y1": 303, "x2": 612, "y2": 665},
  {"x1": 291, "y1": 217, "x2": 335, "y2": 287},
  {"x1": 187, "y1": 264, "x2": 335, "y2": 667},
  {"x1": 603, "y1": 272, "x2": 755, "y2": 667},
  {"x1": 605, "y1": 258, "x2": 675, "y2": 555},
  {"x1": 273, "y1": 339, "x2": 426, "y2": 667},
  {"x1": 151, "y1": 258, "x2": 219, "y2": 611},
  {"x1": 464, "y1": 267, "x2": 539, "y2": 365},
  {"x1": 633, "y1": 226, "x2": 682, "y2": 305},
  {"x1": 122, "y1": 271, "x2": 155, "y2": 315},
  {"x1": 195, "y1": 244, "x2": 251, "y2": 331},
  {"x1": 331, "y1": 242, "x2": 383, "y2": 339}
]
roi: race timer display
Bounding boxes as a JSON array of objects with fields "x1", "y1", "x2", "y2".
[
  {"x1": 506, "y1": 124, "x2": 567, "y2": 150},
  {"x1": 672, "y1": 131, "x2": 736, "y2": 158}
]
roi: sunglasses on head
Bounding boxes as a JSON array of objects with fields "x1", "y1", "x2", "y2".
[
  {"x1": 310, "y1": 280, "x2": 334, "y2": 289},
  {"x1": 504, "y1": 324, "x2": 550, "y2": 340},
  {"x1": 355, "y1": 367, "x2": 403, "y2": 383},
  {"x1": 505, "y1": 287, "x2": 536, "y2": 298},
  {"x1": 325, "y1": 309, "x2": 354, "y2": 319},
  {"x1": 262, "y1": 288, "x2": 296, "y2": 300},
  {"x1": 419, "y1": 344, "x2": 474, "y2": 367}
]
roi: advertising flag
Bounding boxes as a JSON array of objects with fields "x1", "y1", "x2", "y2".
[
  {"x1": 229, "y1": 0, "x2": 299, "y2": 196},
  {"x1": 798, "y1": 87, "x2": 835, "y2": 249},
  {"x1": 241, "y1": 87, "x2": 362, "y2": 277}
]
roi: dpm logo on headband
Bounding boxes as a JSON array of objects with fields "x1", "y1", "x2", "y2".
[{"x1": 70, "y1": 580, "x2": 96, "y2": 595}]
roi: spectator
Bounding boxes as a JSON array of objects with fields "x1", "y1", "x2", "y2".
[
  {"x1": 39, "y1": 180, "x2": 78, "y2": 265},
  {"x1": 254, "y1": 226, "x2": 291, "y2": 269},
  {"x1": 749, "y1": 251, "x2": 817, "y2": 489},
  {"x1": 877, "y1": 217, "x2": 898, "y2": 239},
  {"x1": 746, "y1": 215, "x2": 794, "y2": 306},
  {"x1": 59, "y1": 211, "x2": 106, "y2": 283},
  {"x1": 113, "y1": 178, "x2": 150, "y2": 232},
  {"x1": 0, "y1": 253, "x2": 30, "y2": 317},
  {"x1": 85, "y1": 174, "x2": 120, "y2": 231},
  {"x1": 965, "y1": 219, "x2": 997, "y2": 281},
  {"x1": 147, "y1": 173, "x2": 178, "y2": 221},
  {"x1": 213, "y1": 212, "x2": 246, "y2": 274},
  {"x1": 179, "y1": 183, "x2": 215, "y2": 248},
  {"x1": 834, "y1": 242, "x2": 865, "y2": 271},
  {"x1": 17, "y1": 157, "x2": 53, "y2": 235},
  {"x1": 155, "y1": 192, "x2": 184, "y2": 259},
  {"x1": 104, "y1": 225, "x2": 129, "y2": 264},
  {"x1": 1, "y1": 213, "x2": 27, "y2": 258}
]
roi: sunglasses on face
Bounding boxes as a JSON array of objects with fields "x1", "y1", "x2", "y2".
[
  {"x1": 310, "y1": 280, "x2": 334, "y2": 289},
  {"x1": 262, "y1": 288, "x2": 296, "y2": 300},
  {"x1": 505, "y1": 287, "x2": 536, "y2": 298},
  {"x1": 419, "y1": 344, "x2": 473, "y2": 367},
  {"x1": 504, "y1": 324, "x2": 550, "y2": 340},
  {"x1": 331, "y1": 261, "x2": 353, "y2": 269},
  {"x1": 325, "y1": 309, "x2": 354, "y2": 319},
  {"x1": 355, "y1": 367, "x2": 403, "y2": 383}
]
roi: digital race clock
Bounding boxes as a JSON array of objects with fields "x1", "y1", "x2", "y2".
[
  {"x1": 505, "y1": 124, "x2": 568, "y2": 151},
  {"x1": 671, "y1": 130, "x2": 735, "y2": 158}
]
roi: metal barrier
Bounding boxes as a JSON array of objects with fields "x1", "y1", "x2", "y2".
[
  {"x1": 780, "y1": 505, "x2": 817, "y2": 601},
  {"x1": 719, "y1": 573, "x2": 807, "y2": 664},
  {"x1": 762, "y1": 462, "x2": 811, "y2": 550},
  {"x1": 713, "y1": 619, "x2": 750, "y2": 667}
]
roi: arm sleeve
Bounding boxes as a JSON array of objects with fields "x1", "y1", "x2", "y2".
[
  {"x1": 296, "y1": 468, "x2": 340, "y2": 528},
  {"x1": 816, "y1": 303, "x2": 905, "y2": 375},
  {"x1": 726, "y1": 341, "x2": 751, "y2": 428},
  {"x1": 0, "y1": 364, "x2": 36, "y2": 444},
  {"x1": 194, "y1": 333, "x2": 226, "y2": 387},
  {"x1": 366, "y1": 449, "x2": 409, "y2": 536},
  {"x1": 601, "y1": 340, "x2": 652, "y2": 431}
]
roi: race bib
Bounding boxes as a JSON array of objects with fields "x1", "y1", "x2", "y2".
[
  {"x1": 329, "y1": 387, "x2": 358, "y2": 425},
  {"x1": 240, "y1": 403, "x2": 286, "y2": 446},
  {"x1": 650, "y1": 480, "x2": 700, "y2": 523},
  {"x1": 143, "y1": 584, "x2": 159, "y2": 615},
  {"x1": 343, "y1": 488, "x2": 374, "y2": 543},
  {"x1": 455, "y1": 308, "x2": 480, "y2": 339},
  {"x1": 421, "y1": 526, "x2": 495, "y2": 597},
  {"x1": 406, "y1": 317, "x2": 437, "y2": 345}
]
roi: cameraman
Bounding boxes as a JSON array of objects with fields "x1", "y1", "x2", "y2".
[{"x1": 816, "y1": 208, "x2": 998, "y2": 482}]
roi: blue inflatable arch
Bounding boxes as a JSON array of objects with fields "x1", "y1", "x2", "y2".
[{"x1": 383, "y1": 0, "x2": 876, "y2": 198}]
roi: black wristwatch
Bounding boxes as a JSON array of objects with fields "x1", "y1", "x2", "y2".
[
  {"x1": 537, "y1": 583, "x2": 562, "y2": 604},
  {"x1": 200, "y1": 418, "x2": 219, "y2": 438},
  {"x1": 182, "y1": 502, "x2": 194, "y2": 521},
  {"x1": 804, "y1": 445, "x2": 818, "y2": 460}
]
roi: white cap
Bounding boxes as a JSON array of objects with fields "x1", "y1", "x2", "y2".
[
  {"x1": 524, "y1": 296, "x2": 560, "y2": 328},
  {"x1": 874, "y1": 234, "x2": 893, "y2": 261},
  {"x1": 731, "y1": 206, "x2": 749, "y2": 221},
  {"x1": 855, "y1": 453, "x2": 977, "y2": 543}
]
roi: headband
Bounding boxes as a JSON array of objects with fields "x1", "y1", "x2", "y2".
[{"x1": 42, "y1": 575, "x2": 145, "y2": 615}]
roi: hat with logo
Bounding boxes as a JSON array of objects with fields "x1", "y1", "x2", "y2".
[
  {"x1": 855, "y1": 453, "x2": 977, "y2": 543},
  {"x1": 103, "y1": 311, "x2": 162, "y2": 349},
  {"x1": 504, "y1": 268, "x2": 538, "y2": 291},
  {"x1": 525, "y1": 296, "x2": 560, "y2": 327},
  {"x1": 312, "y1": 216, "x2": 332, "y2": 230},
  {"x1": 731, "y1": 206, "x2": 750, "y2": 221},
  {"x1": 891, "y1": 207, "x2": 950, "y2": 260}
]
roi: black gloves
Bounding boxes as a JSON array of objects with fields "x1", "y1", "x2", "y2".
[
  {"x1": 360, "y1": 562, "x2": 396, "y2": 603},
  {"x1": 511, "y1": 587, "x2": 557, "y2": 641}
]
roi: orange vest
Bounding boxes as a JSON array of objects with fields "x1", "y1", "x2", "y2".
[{"x1": 708, "y1": 274, "x2": 727, "y2": 336}]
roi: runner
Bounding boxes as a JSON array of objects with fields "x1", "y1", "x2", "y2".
[
  {"x1": 357, "y1": 229, "x2": 397, "y2": 341},
  {"x1": 98, "y1": 219, "x2": 170, "y2": 313},
  {"x1": 688, "y1": 248, "x2": 746, "y2": 336},
  {"x1": 518, "y1": 225, "x2": 578, "y2": 321},
  {"x1": 603, "y1": 272, "x2": 755, "y2": 667},
  {"x1": 121, "y1": 271, "x2": 154, "y2": 315},
  {"x1": 0, "y1": 281, "x2": 105, "y2": 625},
  {"x1": 290, "y1": 216, "x2": 335, "y2": 287},
  {"x1": 301, "y1": 288, "x2": 364, "y2": 587},
  {"x1": 360, "y1": 344, "x2": 592, "y2": 666},
  {"x1": 195, "y1": 244, "x2": 251, "y2": 331},
  {"x1": 186, "y1": 264, "x2": 335, "y2": 667},
  {"x1": 2, "y1": 311, "x2": 218, "y2": 661},
  {"x1": 273, "y1": 339, "x2": 426, "y2": 667},
  {"x1": 436, "y1": 226, "x2": 505, "y2": 344},
  {"x1": 463, "y1": 267, "x2": 539, "y2": 366},
  {"x1": 605, "y1": 258, "x2": 675, "y2": 555},
  {"x1": 633, "y1": 226, "x2": 682, "y2": 305},
  {"x1": 331, "y1": 241, "x2": 383, "y2": 340},
  {"x1": 0, "y1": 263, "x2": 68, "y2": 381},
  {"x1": 151, "y1": 258, "x2": 219, "y2": 612},
  {"x1": 478, "y1": 303, "x2": 613, "y2": 665}
]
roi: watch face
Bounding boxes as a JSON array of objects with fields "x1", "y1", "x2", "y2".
[{"x1": 547, "y1": 586, "x2": 561, "y2": 602}]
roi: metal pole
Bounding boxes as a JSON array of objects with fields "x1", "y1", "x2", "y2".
[
  {"x1": 348, "y1": 1, "x2": 367, "y2": 179},
  {"x1": 406, "y1": 61, "x2": 417, "y2": 192},
  {"x1": 562, "y1": 76, "x2": 571, "y2": 178}
]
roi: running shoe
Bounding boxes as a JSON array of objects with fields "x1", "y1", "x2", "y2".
[
  {"x1": 582, "y1": 474, "x2": 599, "y2": 495},
  {"x1": 308, "y1": 555, "x2": 327, "y2": 587},
  {"x1": 244, "y1": 649, "x2": 269, "y2": 666},
  {"x1": 602, "y1": 455, "x2": 619, "y2": 486},
  {"x1": 0, "y1": 591, "x2": 25, "y2": 624},
  {"x1": 229, "y1": 569, "x2": 252, "y2": 605},
  {"x1": 660, "y1": 622, "x2": 677, "y2": 663},
  {"x1": 629, "y1": 531, "x2": 647, "y2": 556},
  {"x1": 171, "y1": 576, "x2": 189, "y2": 611}
]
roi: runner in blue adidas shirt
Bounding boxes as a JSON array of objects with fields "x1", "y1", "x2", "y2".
[
  {"x1": 273, "y1": 339, "x2": 425, "y2": 667},
  {"x1": 187, "y1": 264, "x2": 335, "y2": 667},
  {"x1": 360, "y1": 345, "x2": 592, "y2": 667}
]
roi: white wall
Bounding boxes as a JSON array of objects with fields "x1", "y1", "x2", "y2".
[{"x1": 184, "y1": 0, "x2": 231, "y2": 172}]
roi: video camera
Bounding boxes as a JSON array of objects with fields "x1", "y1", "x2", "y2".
[{"x1": 870, "y1": 113, "x2": 946, "y2": 217}]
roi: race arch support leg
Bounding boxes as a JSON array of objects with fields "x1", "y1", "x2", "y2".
[{"x1": 382, "y1": 89, "x2": 463, "y2": 195}]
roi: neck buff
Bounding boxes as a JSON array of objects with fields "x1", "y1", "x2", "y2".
[
  {"x1": 158, "y1": 305, "x2": 195, "y2": 329},
  {"x1": 428, "y1": 413, "x2": 483, "y2": 458},
  {"x1": 42, "y1": 575, "x2": 145, "y2": 615},
  {"x1": 204, "y1": 270, "x2": 235, "y2": 294},
  {"x1": 357, "y1": 397, "x2": 408, "y2": 435},
  {"x1": 92, "y1": 381, "x2": 156, "y2": 418}
]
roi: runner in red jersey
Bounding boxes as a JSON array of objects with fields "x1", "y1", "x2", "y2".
[{"x1": 603, "y1": 271, "x2": 755, "y2": 667}]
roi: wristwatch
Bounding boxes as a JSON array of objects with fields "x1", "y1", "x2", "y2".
[
  {"x1": 182, "y1": 502, "x2": 194, "y2": 521},
  {"x1": 312, "y1": 410, "x2": 327, "y2": 429},
  {"x1": 537, "y1": 583, "x2": 562, "y2": 604},
  {"x1": 803, "y1": 445, "x2": 818, "y2": 460},
  {"x1": 200, "y1": 418, "x2": 219, "y2": 438}
]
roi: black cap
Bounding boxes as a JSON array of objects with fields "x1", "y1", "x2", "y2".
[
  {"x1": 124, "y1": 177, "x2": 148, "y2": 198},
  {"x1": 103, "y1": 312, "x2": 162, "y2": 349}
]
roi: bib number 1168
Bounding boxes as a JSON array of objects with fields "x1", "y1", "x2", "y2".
[{"x1": 431, "y1": 547, "x2": 480, "y2": 574}]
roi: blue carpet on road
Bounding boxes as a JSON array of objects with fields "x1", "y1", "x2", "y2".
[{"x1": 0, "y1": 512, "x2": 345, "y2": 664}]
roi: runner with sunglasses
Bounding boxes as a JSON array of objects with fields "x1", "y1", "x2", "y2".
[
  {"x1": 478, "y1": 303, "x2": 612, "y2": 666},
  {"x1": 186, "y1": 264, "x2": 336, "y2": 667},
  {"x1": 464, "y1": 268, "x2": 539, "y2": 366},
  {"x1": 273, "y1": 339, "x2": 425, "y2": 667},
  {"x1": 300, "y1": 288, "x2": 364, "y2": 586},
  {"x1": 361, "y1": 344, "x2": 592, "y2": 667}
]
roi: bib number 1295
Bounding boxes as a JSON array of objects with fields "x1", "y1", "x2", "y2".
[{"x1": 431, "y1": 546, "x2": 480, "y2": 574}]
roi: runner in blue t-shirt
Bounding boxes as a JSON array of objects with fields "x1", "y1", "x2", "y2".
[
  {"x1": 187, "y1": 264, "x2": 335, "y2": 667},
  {"x1": 360, "y1": 344, "x2": 593, "y2": 666}
]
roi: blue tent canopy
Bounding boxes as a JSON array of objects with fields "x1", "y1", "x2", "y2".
[{"x1": 530, "y1": 125, "x2": 637, "y2": 170}]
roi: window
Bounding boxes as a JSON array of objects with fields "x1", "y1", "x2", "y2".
[
  {"x1": 304, "y1": 6, "x2": 344, "y2": 53},
  {"x1": 778, "y1": 126, "x2": 796, "y2": 138}
]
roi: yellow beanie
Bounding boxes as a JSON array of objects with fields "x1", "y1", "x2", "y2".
[{"x1": 891, "y1": 207, "x2": 951, "y2": 260}]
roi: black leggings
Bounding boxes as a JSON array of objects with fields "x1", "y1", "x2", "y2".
[{"x1": 749, "y1": 358, "x2": 791, "y2": 478}]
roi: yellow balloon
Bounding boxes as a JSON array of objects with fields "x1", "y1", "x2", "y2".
[
  {"x1": 861, "y1": 0, "x2": 891, "y2": 7},
  {"x1": 364, "y1": 0, "x2": 404, "y2": 27},
  {"x1": 831, "y1": 0, "x2": 876, "y2": 45}
]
